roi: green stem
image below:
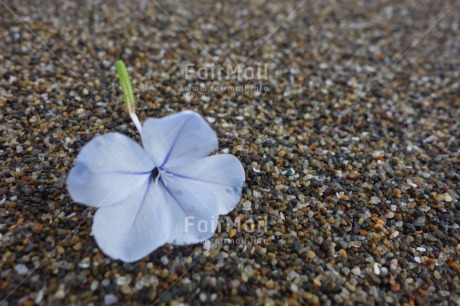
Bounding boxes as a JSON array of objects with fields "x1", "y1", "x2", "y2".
[
  {"x1": 116, "y1": 60, "x2": 142, "y2": 133},
  {"x1": 116, "y1": 60, "x2": 135, "y2": 113}
]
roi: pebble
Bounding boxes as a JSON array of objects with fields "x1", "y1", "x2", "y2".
[
  {"x1": 73, "y1": 242, "x2": 83, "y2": 251},
  {"x1": 104, "y1": 294, "x2": 118, "y2": 305},
  {"x1": 266, "y1": 279, "x2": 275, "y2": 289},
  {"x1": 386, "y1": 212, "x2": 394, "y2": 219},
  {"x1": 54, "y1": 289, "x2": 65, "y2": 300},
  {"x1": 200, "y1": 96, "x2": 211, "y2": 102},
  {"x1": 90, "y1": 280, "x2": 99, "y2": 291},
  {"x1": 352, "y1": 267, "x2": 361, "y2": 276},
  {"x1": 121, "y1": 284, "x2": 132, "y2": 295},
  {"x1": 199, "y1": 293, "x2": 208, "y2": 302},
  {"x1": 160, "y1": 255, "x2": 169, "y2": 265},
  {"x1": 242, "y1": 201, "x2": 252, "y2": 211},
  {"x1": 370, "y1": 197, "x2": 380, "y2": 204},
  {"x1": 14, "y1": 264, "x2": 28, "y2": 275},
  {"x1": 374, "y1": 263, "x2": 380, "y2": 275},
  {"x1": 35, "y1": 287, "x2": 45, "y2": 304}
]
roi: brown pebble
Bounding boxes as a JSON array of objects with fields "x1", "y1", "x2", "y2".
[
  {"x1": 448, "y1": 262, "x2": 460, "y2": 271},
  {"x1": 266, "y1": 279, "x2": 274, "y2": 289},
  {"x1": 121, "y1": 284, "x2": 132, "y2": 295},
  {"x1": 73, "y1": 242, "x2": 82, "y2": 251}
]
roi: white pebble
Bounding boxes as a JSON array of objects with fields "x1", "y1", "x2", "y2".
[
  {"x1": 380, "y1": 267, "x2": 388, "y2": 275},
  {"x1": 242, "y1": 201, "x2": 252, "y2": 211},
  {"x1": 15, "y1": 264, "x2": 28, "y2": 275},
  {"x1": 351, "y1": 267, "x2": 361, "y2": 276},
  {"x1": 183, "y1": 93, "x2": 193, "y2": 103},
  {"x1": 91, "y1": 280, "x2": 99, "y2": 291},
  {"x1": 372, "y1": 150, "x2": 384, "y2": 158},
  {"x1": 35, "y1": 287, "x2": 45, "y2": 304},
  {"x1": 199, "y1": 293, "x2": 207, "y2": 302},
  {"x1": 370, "y1": 197, "x2": 380, "y2": 204},
  {"x1": 201, "y1": 95, "x2": 211, "y2": 102},
  {"x1": 54, "y1": 286, "x2": 65, "y2": 300},
  {"x1": 160, "y1": 255, "x2": 169, "y2": 265},
  {"x1": 288, "y1": 270, "x2": 297, "y2": 280},
  {"x1": 104, "y1": 294, "x2": 118, "y2": 305},
  {"x1": 374, "y1": 263, "x2": 380, "y2": 275},
  {"x1": 115, "y1": 276, "x2": 127, "y2": 286}
]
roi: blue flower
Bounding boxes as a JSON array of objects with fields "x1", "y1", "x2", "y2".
[{"x1": 67, "y1": 111, "x2": 245, "y2": 262}]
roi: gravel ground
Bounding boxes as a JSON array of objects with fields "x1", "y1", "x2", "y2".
[{"x1": 1, "y1": 0, "x2": 460, "y2": 305}]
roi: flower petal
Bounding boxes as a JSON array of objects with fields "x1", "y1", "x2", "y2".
[
  {"x1": 165, "y1": 154, "x2": 245, "y2": 216},
  {"x1": 92, "y1": 179, "x2": 174, "y2": 262},
  {"x1": 141, "y1": 111, "x2": 218, "y2": 168},
  {"x1": 159, "y1": 181, "x2": 220, "y2": 246},
  {"x1": 67, "y1": 133, "x2": 154, "y2": 207}
]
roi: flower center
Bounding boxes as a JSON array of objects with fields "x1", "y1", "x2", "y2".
[
  {"x1": 151, "y1": 167, "x2": 175, "y2": 186},
  {"x1": 151, "y1": 167, "x2": 160, "y2": 181}
]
